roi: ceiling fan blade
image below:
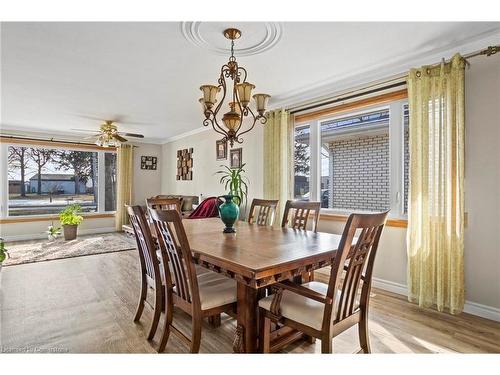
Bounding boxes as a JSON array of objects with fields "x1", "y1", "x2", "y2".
[
  {"x1": 83, "y1": 135, "x2": 99, "y2": 140},
  {"x1": 74, "y1": 114, "x2": 124, "y2": 123},
  {"x1": 120, "y1": 132, "x2": 144, "y2": 138},
  {"x1": 70, "y1": 128, "x2": 100, "y2": 134},
  {"x1": 113, "y1": 134, "x2": 128, "y2": 143}
]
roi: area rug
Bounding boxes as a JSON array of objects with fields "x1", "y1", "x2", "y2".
[{"x1": 3, "y1": 232, "x2": 136, "y2": 266}]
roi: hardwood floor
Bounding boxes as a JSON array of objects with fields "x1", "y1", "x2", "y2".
[{"x1": 1, "y1": 250, "x2": 499, "y2": 353}]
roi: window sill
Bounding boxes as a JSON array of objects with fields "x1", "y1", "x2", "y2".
[
  {"x1": 0, "y1": 212, "x2": 115, "y2": 224},
  {"x1": 318, "y1": 211, "x2": 408, "y2": 228}
]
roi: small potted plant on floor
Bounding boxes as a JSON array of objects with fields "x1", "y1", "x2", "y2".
[
  {"x1": 0, "y1": 237, "x2": 9, "y2": 285},
  {"x1": 59, "y1": 204, "x2": 84, "y2": 241},
  {"x1": 46, "y1": 222, "x2": 62, "y2": 241}
]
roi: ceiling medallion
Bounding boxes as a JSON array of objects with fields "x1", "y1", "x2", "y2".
[
  {"x1": 198, "y1": 28, "x2": 271, "y2": 146},
  {"x1": 181, "y1": 22, "x2": 283, "y2": 57}
]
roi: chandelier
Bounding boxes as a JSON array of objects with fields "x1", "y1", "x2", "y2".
[{"x1": 199, "y1": 28, "x2": 271, "y2": 147}]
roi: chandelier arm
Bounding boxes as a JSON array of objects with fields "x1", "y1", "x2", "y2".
[
  {"x1": 235, "y1": 115, "x2": 259, "y2": 140},
  {"x1": 237, "y1": 66, "x2": 248, "y2": 83},
  {"x1": 205, "y1": 117, "x2": 229, "y2": 138}
]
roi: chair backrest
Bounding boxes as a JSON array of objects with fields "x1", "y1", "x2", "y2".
[
  {"x1": 281, "y1": 200, "x2": 321, "y2": 232},
  {"x1": 248, "y1": 198, "x2": 279, "y2": 226},
  {"x1": 149, "y1": 208, "x2": 201, "y2": 309},
  {"x1": 126, "y1": 205, "x2": 161, "y2": 284},
  {"x1": 146, "y1": 197, "x2": 182, "y2": 213},
  {"x1": 322, "y1": 211, "x2": 389, "y2": 330}
]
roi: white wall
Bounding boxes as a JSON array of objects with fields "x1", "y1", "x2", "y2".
[
  {"x1": 131, "y1": 141, "x2": 162, "y2": 205},
  {"x1": 161, "y1": 126, "x2": 263, "y2": 213},
  {"x1": 159, "y1": 55, "x2": 500, "y2": 319}
]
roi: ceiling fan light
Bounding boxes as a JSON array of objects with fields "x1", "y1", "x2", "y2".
[
  {"x1": 253, "y1": 93, "x2": 271, "y2": 115},
  {"x1": 200, "y1": 85, "x2": 220, "y2": 109},
  {"x1": 222, "y1": 110, "x2": 241, "y2": 131},
  {"x1": 236, "y1": 82, "x2": 255, "y2": 107}
]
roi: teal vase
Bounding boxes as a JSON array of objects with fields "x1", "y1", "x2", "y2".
[{"x1": 217, "y1": 194, "x2": 240, "y2": 233}]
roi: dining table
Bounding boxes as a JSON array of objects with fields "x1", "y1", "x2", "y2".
[{"x1": 177, "y1": 217, "x2": 343, "y2": 353}]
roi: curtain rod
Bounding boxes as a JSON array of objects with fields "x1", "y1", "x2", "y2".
[
  {"x1": 288, "y1": 45, "x2": 499, "y2": 115},
  {"x1": 0, "y1": 135, "x2": 138, "y2": 148}
]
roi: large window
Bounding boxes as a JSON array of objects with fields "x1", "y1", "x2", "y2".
[
  {"x1": 293, "y1": 96, "x2": 408, "y2": 218},
  {"x1": 3, "y1": 143, "x2": 116, "y2": 217}
]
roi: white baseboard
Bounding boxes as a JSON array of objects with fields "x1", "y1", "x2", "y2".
[
  {"x1": 2, "y1": 227, "x2": 116, "y2": 242},
  {"x1": 372, "y1": 277, "x2": 500, "y2": 322}
]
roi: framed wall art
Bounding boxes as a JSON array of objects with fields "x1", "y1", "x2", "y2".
[
  {"x1": 176, "y1": 148, "x2": 193, "y2": 180},
  {"x1": 216, "y1": 139, "x2": 227, "y2": 160},
  {"x1": 141, "y1": 156, "x2": 157, "y2": 170},
  {"x1": 230, "y1": 148, "x2": 242, "y2": 169}
]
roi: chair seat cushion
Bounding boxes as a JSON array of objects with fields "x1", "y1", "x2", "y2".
[
  {"x1": 197, "y1": 272, "x2": 237, "y2": 311},
  {"x1": 258, "y1": 281, "x2": 328, "y2": 331}
]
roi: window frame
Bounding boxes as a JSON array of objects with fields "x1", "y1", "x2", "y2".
[
  {"x1": 0, "y1": 140, "x2": 117, "y2": 219},
  {"x1": 294, "y1": 98, "x2": 408, "y2": 220}
]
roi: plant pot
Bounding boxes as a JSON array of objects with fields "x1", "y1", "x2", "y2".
[
  {"x1": 63, "y1": 224, "x2": 78, "y2": 241},
  {"x1": 217, "y1": 194, "x2": 240, "y2": 233}
]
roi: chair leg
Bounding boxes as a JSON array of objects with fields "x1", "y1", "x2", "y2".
[
  {"x1": 147, "y1": 290, "x2": 163, "y2": 340},
  {"x1": 190, "y1": 317, "x2": 202, "y2": 353},
  {"x1": 258, "y1": 309, "x2": 271, "y2": 353},
  {"x1": 207, "y1": 314, "x2": 221, "y2": 328},
  {"x1": 321, "y1": 334, "x2": 332, "y2": 354},
  {"x1": 158, "y1": 299, "x2": 174, "y2": 353},
  {"x1": 358, "y1": 313, "x2": 371, "y2": 353},
  {"x1": 133, "y1": 276, "x2": 147, "y2": 322}
]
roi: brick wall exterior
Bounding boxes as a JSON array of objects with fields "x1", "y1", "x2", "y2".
[{"x1": 327, "y1": 133, "x2": 390, "y2": 211}]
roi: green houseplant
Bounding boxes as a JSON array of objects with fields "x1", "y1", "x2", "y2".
[
  {"x1": 59, "y1": 204, "x2": 84, "y2": 241},
  {"x1": 215, "y1": 163, "x2": 249, "y2": 208},
  {"x1": 215, "y1": 163, "x2": 249, "y2": 233}
]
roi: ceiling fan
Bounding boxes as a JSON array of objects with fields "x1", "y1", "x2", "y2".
[{"x1": 71, "y1": 120, "x2": 144, "y2": 147}]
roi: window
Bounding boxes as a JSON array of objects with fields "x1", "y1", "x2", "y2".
[
  {"x1": 294, "y1": 125, "x2": 311, "y2": 201},
  {"x1": 293, "y1": 95, "x2": 408, "y2": 218},
  {"x1": 3, "y1": 143, "x2": 116, "y2": 217}
]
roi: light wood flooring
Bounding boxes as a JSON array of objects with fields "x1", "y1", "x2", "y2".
[{"x1": 1, "y1": 250, "x2": 499, "y2": 353}]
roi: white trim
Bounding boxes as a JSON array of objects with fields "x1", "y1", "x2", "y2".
[
  {"x1": 1, "y1": 226, "x2": 116, "y2": 242},
  {"x1": 161, "y1": 126, "x2": 210, "y2": 144},
  {"x1": 372, "y1": 277, "x2": 500, "y2": 322},
  {"x1": 372, "y1": 277, "x2": 408, "y2": 296},
  {"x1": 271, "y1": 29, "x2": 500, "y2": 109}
]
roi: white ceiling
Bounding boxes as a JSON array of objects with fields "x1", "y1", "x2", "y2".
[{"x1": 1, "y1": 22, "x2": 499, "y2": 143}]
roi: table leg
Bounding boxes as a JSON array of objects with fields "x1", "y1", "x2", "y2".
[{"x1": 233, "y1": 282, "x2": 258, "y2": 353}]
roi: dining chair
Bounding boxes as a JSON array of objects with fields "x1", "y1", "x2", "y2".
[
  {"x1": 248, "y1": 198, "x2": 279, "y2": 226},
  {"x1": 150, "y1": 208, "x2": 238, "y2": 353},
  {"x1": 258, "y1": 211, "x2": 389, "y2": 353},
  {"x1": 126, "y1": 205, "x2": 164, "y2": 341},
  {"x1": 146, "y1": 196, "x2": 182, "y2": 212},
  {"x1": 281, "y1": 200, "x2": 321, "y2": 232},
  {"x1": 281, "y1": 200, "x2": 321, "y2": 283}
]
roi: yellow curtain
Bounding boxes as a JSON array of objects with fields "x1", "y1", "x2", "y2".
[
  {"x1": 263, "y1": 109, "x2": 294, "y2": 226},
  {"x1": 407, "y1": 53, "x2": 466, "y2": 314},
  {"x1": 115, "y1": 144, "x2": 134, "y2": 231}
]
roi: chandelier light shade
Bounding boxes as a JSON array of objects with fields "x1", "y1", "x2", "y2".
[{"x1": 199, "y1": 28, "x2": 271, "y2": 146}]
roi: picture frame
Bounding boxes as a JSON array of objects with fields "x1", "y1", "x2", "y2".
[
  {"x1": 216, "y1": 139, "x2": 227, "y2": 160},
  {"x1": 230, "y1": 148, "x2": 242, "y2": 169},
  {"x1": 140, "y1": 156, "x2": 157, "y2": 170}
]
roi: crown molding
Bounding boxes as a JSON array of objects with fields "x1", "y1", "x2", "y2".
[
  {"x1": 270, "y1": 27, "x2": 500, "y2": 109},
  {"x1": 160, "y1": 125, "x2": 210, "y2": 144}
]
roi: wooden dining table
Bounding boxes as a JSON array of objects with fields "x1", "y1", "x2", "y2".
[{"x1": 178, "y1": 217, "x2": 343, "y2": 353}]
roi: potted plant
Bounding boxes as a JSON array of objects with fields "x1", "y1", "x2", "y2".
[
  {"x1": 59, "y1": 204, "x2": 84, "y2": 241},
  {"x1": 215, "y1": 164, "x2": 249, "y2": 232},
  {"x1": 0, "y1": 237, "x2": 9, "y2": 285},
  {"x1": 46, "y1": 222, "x2": 62, "y2": 241}
]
